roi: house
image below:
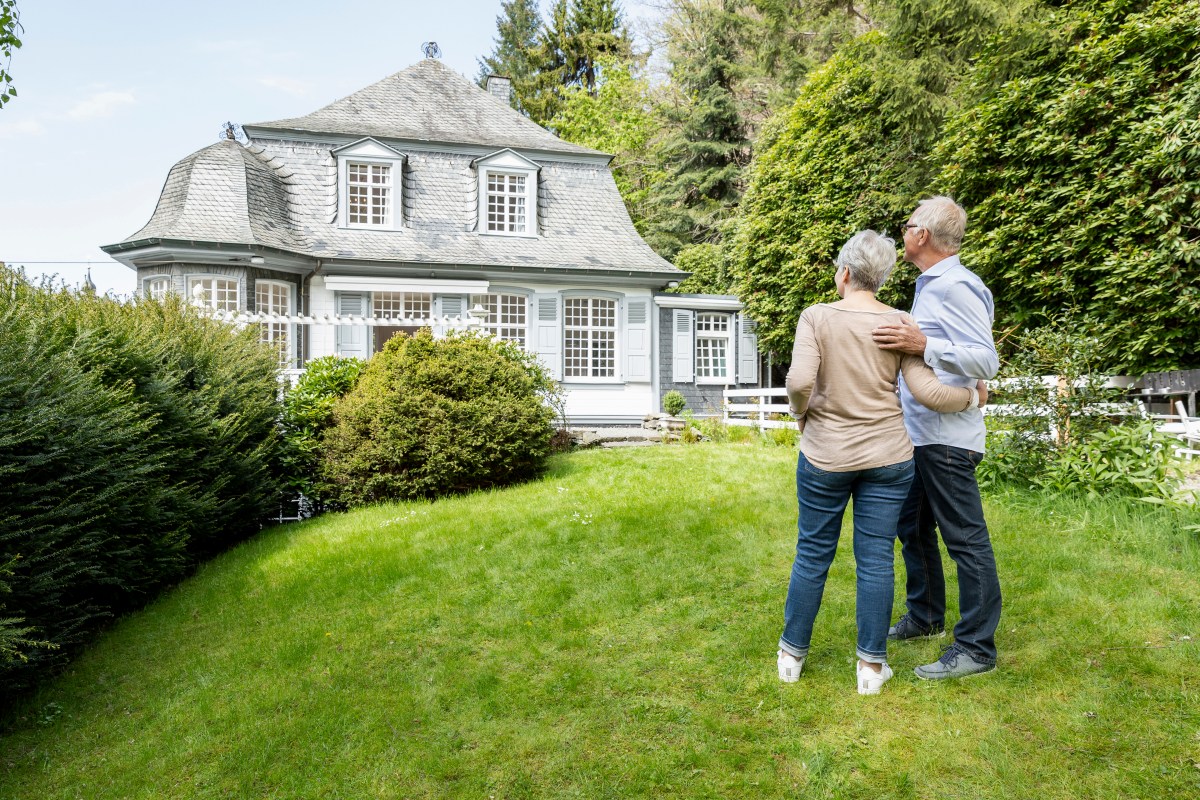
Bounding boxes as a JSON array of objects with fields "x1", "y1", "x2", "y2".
[{"x1": 102, "y1": 57, "x2": 759, "y2": 424}]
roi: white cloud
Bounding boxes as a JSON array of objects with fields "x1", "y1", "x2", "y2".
[
  {"x1": 0, "y1": 117, "x2": 45, "y2": 139},
  {"x1": 67, "y1": 91, "x2": 136, "y2": 120},
  {"x1": 257, "y1": 76, "x2": 310, "y2": 97}
]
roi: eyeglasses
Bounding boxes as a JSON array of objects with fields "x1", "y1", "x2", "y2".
[{"x1": 900, "y1": 222, "x2": 922, "y2": 236}]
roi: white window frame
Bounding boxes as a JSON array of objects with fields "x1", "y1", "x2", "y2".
[
  {"x1": 144, "y1": 275, "x2": 171, "y2": 301},
  {"x1": 255, "y1": 280, "x2": 294, "y2": 368},
  {"x1": 373, "y1": 291, "x2": 432, "y2": 320},
  {"x1": 187, "y1": 276, "x2": 239, "y2": 312},
  {"x1": 695, "y1": 312, "x2": 733, "y2": 384},
  {"x1": 562, "y1": 295, "x2": 619, "y2": 382},
  {"x1": 470, "y1": 291, "x2": 529, "y2": 348},
  {"x1": 334, "y1": 138, "x2": 406, "y2": 231},
  {"x1": 474, "y1": 149, "x2": 540, "y2": 238}
]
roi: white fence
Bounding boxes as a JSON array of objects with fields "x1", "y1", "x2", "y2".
[{"x1": 722, "y1": 387, "x2": 795, "y2": 430}]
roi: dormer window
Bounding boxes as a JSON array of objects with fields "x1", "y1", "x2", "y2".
[
  {"x1": 486, "y1": 173, "x2": 527, "y2": 233},
  {"x1": 473, "y1": 149, "x2": 540, "y2": 238},
  {"x1": 333, "y1": 138, "x2": 406, "y2": 230},
  {"x1": 348, "y1": 162, "x2": 391, "y2": 226}
]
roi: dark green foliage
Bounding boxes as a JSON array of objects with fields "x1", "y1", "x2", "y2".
[
  {"x1": 730, "y1": 36, "x2": 920, "y2": 356},
  {"x1": 935, "y1": 0, "x2": 1200, "y2": 371},
  {"x1": 280, "y1": 355, "x2": 365, "y2": 510},
  {"x1": 648, "y1": 0, "x2": 751, "y2": 258},
  {"x1": 321, "y1": 330, "x2": 556, "y2": 505},
  {"x1": 0, "y1": 266, "x2": 283, "y2": 693}
]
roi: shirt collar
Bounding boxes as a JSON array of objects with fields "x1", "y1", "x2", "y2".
[{"x1": 920, "y1": 254, "x2": 961, "y2": 279}]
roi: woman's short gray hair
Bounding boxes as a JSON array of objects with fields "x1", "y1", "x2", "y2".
[
  {"x1": 835, "y1": 230, "x2": 897, "y2": 294},
  {"x1": 911, "y1": 195, "x2": 967, "y2": 253}
]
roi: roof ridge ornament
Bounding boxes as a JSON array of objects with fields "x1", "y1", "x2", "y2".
[
  {"x1": 421, "y1": 41, "x2": 441, "y2": 59},
  {"x1": 221, "y1": 121, "x2": 246, "y2": 143}
]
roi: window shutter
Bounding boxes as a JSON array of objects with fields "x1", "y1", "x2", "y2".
[
  {"x1": 531, "y1": 292, "x2": 562, "y2": 380},
  {"x1": 335, "y1": 292, "x2": 370, "y2": 359},
  {"x1": 672, "y1": 309, "x2": 694, "y2": 383},
  {"x1": 737, "y1": 315, "x2": 759, "y2": 384},
  {"x1": 435, "y1": 295, "x2": 466, "y2": 337},
  {"x1": 624, "y1": 298, "x2": 651, "y2": 382}
]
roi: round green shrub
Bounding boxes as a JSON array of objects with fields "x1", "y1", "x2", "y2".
[
  {"x1": 662, "y1": 390, "x2": 687, "y2": 417},
  {"x1": 321, "y1": 329, "x2": 556, "y2": 505}
]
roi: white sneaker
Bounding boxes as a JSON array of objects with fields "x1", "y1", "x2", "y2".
[
  {"x1": 857, "y1": 661, "x2": 894, "y2": 695},
  {"x1": 777, "y1": 649, "x2": 805, "y2": 683}
]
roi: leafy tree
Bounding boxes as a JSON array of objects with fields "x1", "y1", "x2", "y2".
[
  {"x1": 729, "y1": 0, "x2": 1012, "y2": 357},
  {"x1": 1, "y1": 0, "x2": 20, "y2": 109},
  {"x1": 551, "y1": 57, "x2": 666, "y2": 235},
  {"x1": 477, "y1": 0, "x2": 543, "y2": 115},
  {"x1": 935, "y1": 0, "x2": 1200, "y2": 372}
]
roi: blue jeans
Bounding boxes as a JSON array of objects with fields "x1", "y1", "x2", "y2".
[
  {"x1": 779, "y1": 452, "x2": 915, "y2": 663},
  {"x1": 897, "y1": 444, "x2": 1002, "y2": 664}
]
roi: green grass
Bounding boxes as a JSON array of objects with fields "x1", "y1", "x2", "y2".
[{"x1": 2, "y1": 445, "x2": 1199, "y2": 799}]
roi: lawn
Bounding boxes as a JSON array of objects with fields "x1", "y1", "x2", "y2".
[{"x1": 2, "y1": 444, "x2": 1198, "y2": 799}]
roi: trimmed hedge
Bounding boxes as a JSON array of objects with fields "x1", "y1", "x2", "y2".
[
  {"x1": 322, "y1": 329, "x2": 556, "y2": 505},
  {"x1": 0, "y1": 267, "x2": 284, "y2": 695}
]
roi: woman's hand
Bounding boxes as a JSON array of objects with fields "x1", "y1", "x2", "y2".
[{"x1": 977, "y1": 379, "x2": 988, "y2": 407}]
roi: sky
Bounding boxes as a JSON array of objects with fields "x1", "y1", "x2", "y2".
[{"x1": 0, "y1": 0, "x2": 659, "y2": 296}]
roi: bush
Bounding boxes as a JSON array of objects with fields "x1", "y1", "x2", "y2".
[
  {"x1": 979, "y1": 321, "x2": 1181, "y2": 501},
  {"x1": 662, "y1": 390, "x2": 687, "y2": 417},
  {"x1": 321, "y1": 329, "x2": 557, "y2": 505},
  {"x1": 280, "y1": 356, "x2": 365, "y2": 511},
  {"x1": 0, "y1": 266, "x2": 284, "y2": 693}
]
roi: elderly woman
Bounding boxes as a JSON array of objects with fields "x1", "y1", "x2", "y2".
[{"x1": 776, "y1": 230, "x2": 983, "y2": 695}]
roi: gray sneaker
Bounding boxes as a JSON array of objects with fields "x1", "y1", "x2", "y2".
[
  {"x1": 914, "y1": 643, "x2": 996, "y2": 680},
  {"x1": 887, "y1": 613, "x2": 946, "y2": 641}
]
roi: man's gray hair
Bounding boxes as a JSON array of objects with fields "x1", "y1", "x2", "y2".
[
  {"x1": 911, "y1": 195, "x2": 967, "y2": 253},
  {"x1": 835, "y1": 230, "x2": 897, "y2": 294}
]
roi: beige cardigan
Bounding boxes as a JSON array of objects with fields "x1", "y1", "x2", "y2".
[{"x1": 786, "y1": 304, "x2": 975, "y2": 471}]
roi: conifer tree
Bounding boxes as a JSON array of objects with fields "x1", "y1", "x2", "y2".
[{"x1": 476, "y1": 0, "x2": 543, "y2": 116}]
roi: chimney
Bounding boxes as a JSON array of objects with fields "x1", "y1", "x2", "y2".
[{"x1": 486, "y1": 75, "x2": 513, "y2": 107}]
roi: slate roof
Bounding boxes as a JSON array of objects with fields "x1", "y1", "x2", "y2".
[
  {"x1": 247, "y1": 58, "x2": 603, "y2": 157},
  {"x1": 108, "y1": 60, "x2": 678, "y2": 277},
  {"x1": 120, "y1": 139, "x2": 301, "y2": 251}
]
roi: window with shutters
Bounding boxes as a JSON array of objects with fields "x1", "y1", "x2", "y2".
[
  {"x1": 695, "y1": 312, "x2": 732, "y2": 383},
  {"x1": 255, "y1": 280, "x2": 292, "y2": 367},
  {"x1": 372, "y1": 292, "x2": 431, "y2": 353},
  {"x1": 470, "y1": 293, "x2": 527, "y2": 346},
  {"x1": 563, "y1": 297, "x2": 617, "y2": 379}
]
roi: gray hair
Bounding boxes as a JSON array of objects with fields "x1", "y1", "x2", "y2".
[
  {"x1": 910, "y1": 195, "x2": 967, "y2": 253},
  {"x1": 835, "y1": 230, "x2": 898, "y2": 294}
]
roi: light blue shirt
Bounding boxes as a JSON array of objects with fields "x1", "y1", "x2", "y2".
[{"x1": 897, "y1": 255, "x2": 999, "y2": 452}]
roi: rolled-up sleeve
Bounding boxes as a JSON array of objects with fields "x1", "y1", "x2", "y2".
[{"x1": 923, "y1": 281, "x2": 999, "y2": 380}]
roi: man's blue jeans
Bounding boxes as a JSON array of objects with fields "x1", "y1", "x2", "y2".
[
  {"x1": 897, "y1": 444, "x2": 1002, "y2": 664},
  {"x1": 779, "y1": 453, "x2": 915, "y2": 664}
]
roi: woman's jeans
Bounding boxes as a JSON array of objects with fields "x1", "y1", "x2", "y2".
[{"x1": 779, "y1": 452, "x2": 915, "y2": 664}]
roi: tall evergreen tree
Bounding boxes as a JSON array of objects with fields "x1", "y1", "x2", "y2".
[
  {"x1": 477, "y1": 0, "x2": 543, "y2": 116},
  {"x1": 521, "y1": 0, "x2": 634, "y2": 127},
  {"x1": 646, "y1": 0, "x2": 750, "y2": 260}
]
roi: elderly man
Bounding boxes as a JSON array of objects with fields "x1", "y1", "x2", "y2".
[{"x1": 871, "y1": 196, "x2": 1002, "y2": 679}]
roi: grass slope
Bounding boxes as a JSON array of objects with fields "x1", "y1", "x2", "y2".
[{"x1": 2, "y1": 445, "x2": 1199, "y2": 799}]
